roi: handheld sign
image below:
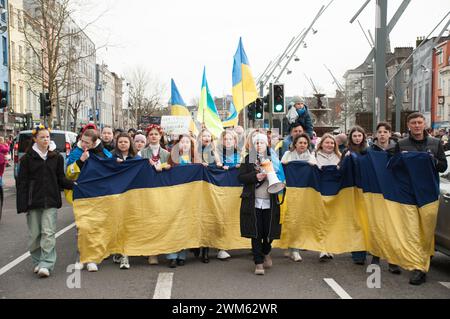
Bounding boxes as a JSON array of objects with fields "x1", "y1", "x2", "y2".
[{"x1": 160, "y1": 116, "x2": 191, "y2": 135}]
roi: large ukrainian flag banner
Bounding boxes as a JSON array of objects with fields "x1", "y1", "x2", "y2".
[
  {"x1": 73, "y1": 152, "x2": 439, "y2": 272},
  {"x1": 232, "y1": 37, "x2": 258, "y2": 113},
  {"x1": 170, "y1": 79, "x2": 198, "y2": 135}
]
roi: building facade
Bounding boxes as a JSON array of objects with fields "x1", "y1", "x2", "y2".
[
  {"x1": 112, "y1": 72, "x2": 123, "y2": 129},
  {"x1": 386, "y1": 47, "x2": 413, "y2": 123},
  {"x1": 63, "y1": 17, "x2": 96, "y2": 130},
  {"x1": 0, "y1": 0, "x2": 13, "y2": 134},
  {"x1": 96, "y1": 63, "x2": 114, "y2": 128},
  {"x1": 343, "y1": 62, "x2": 374, "y2": 127},
  {"x1": 433, "y1": 40, "x2": 450, "y2": 129}
]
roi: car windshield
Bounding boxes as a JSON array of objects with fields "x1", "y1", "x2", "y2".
[{"x1": 18, "y1": 133, "x2": 67, "y2": 153}]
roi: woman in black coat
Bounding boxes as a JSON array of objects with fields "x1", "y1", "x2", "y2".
[
  {"x1": 238, "y1": 132, "x2": 282, "y2": 276},
  {"x1": 16, "y1": 125, "x2": 74, "y2": 278}
]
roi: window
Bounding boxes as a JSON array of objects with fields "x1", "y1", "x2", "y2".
[
  {"x1": 425, "y1": 83, "x2": 430, "y2": 112},
  {"x1": 19, "y1": 86, "x2": 23, "y2": 113},
  {"x1": 413, "y1": 87, "x2": 418, "y2": 110},
  {"x1": 27, "y1": 89, "x2": 31, "y2": 112},
  {"x1": 418, "y1": 85, "x2": 423, "y2": 112},
  {"x1": 2, "y1": 36, "x2": 7, "y2": 66},
  {"x1": 0, "y1": 0, "x2": 6, "y2": 22},
  {"x1": 404, "y1": 69, "x2": 410, "y2": 82},
  {"x1": 438, "y1": 50, "x2": 444, "y2": 64},
  {"x1": 11, "y1": 41, "x2": 15, "y2": 66},
  {"x1": 18, "y1": 45, "x2": 23, "y2": 70},
  {"x1": 12, "y1": 84, "x2": 16, "y2": 110}
]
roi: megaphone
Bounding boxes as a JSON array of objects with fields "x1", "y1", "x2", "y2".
[{"x1": 261, "y1": 160, "x2": 286, "y2": 194}]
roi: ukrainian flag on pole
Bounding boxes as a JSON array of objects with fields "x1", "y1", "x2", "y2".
[
  {"x1": 196, "y1": 67, "x2": 224, "y2": 138},
  {"x1": 232, "y1": 37, "x2": 258, "y2": 113},
  {"x1": 222, "y1": 100, "x2": 239, "y2": 128},
  {"x1": 170, "y1": 79, "x2": 198, "y2": 135}
]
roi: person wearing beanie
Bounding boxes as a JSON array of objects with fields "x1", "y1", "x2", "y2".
[
  {"x1": 238, "y1": 132, "x2": 283, "y2": 276},
  {"x1": 134, "y1": 134, "x2": 147, "y2": 157},
  {"x1": 289, "y1": 97, "x2": 313, "y2": 138}
]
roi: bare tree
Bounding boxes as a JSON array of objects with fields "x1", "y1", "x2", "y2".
[
  {"x1": 20, "y1": 0, "x2": 107, "y2": 128},
  {"x1": 126, "y1": 67, "x2": 167, "y2": 128}
]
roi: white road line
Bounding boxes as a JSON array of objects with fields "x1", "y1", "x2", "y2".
[
  {"x1": 324, "y1": 278, "x2": 352, "y2": 299},
  {"x1": 153, "y1": 273, "x2": 174, "y2": 299},
  {"x1": 0, "y1": 222, "x2": 76, "y2": 277},
  {"x1": 439, "y1": 282, "x2": 450, "y2": 289}
]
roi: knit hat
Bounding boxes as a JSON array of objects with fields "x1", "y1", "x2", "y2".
[
  {"x1": 252, "y1": 133, "x2": 268, "y2": 146},
  {"x1": 134, "y1": 134, "x2": 147, "y2": 144},
  {"x1": 292, "y1": 96, "x2": 305, "y2": 104}
]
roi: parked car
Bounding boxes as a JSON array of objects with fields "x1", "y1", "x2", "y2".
[
  {"x1": 436, "y1": 150, "x2": 450, "y2": 256},
  {"x1": 13, "y1": 130, "x2": 78, "y2": 181}
]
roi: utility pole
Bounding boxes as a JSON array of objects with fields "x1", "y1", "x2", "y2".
[{"x1": 374, "y1": 0, "x2": 388, "y2": 132}]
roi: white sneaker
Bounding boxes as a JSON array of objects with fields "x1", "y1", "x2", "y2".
[
  {"x1": 112, "y1": 254, "x2": 122, "y2": 264},
  {"x1": 37, "y1": 268, "x2": 50, "y2": 278},
  {"x1": 291, "y1": 251, "x2": 303, "y2": 262},
  {"x1": 217, "y1": 250, "x2": 231, "y2": 260},
  {"x1": 86, "y1": 263, "x2": 98, "y2": 272},
  {"x1": 148, "y1": 256, "x2": 159, "y2": 265},
  {"x1": 319, "y1": 252, "x2": 334, "y2": 261},
  {"x1": 74, "y1": 262, "x2": 84, "y2": 270},
  {"x1": 120, "y1": 256, "x2": 130, "y2": 270},
  {"x1": 33, "y1": 266, "x2": 39, "y2": 273}
]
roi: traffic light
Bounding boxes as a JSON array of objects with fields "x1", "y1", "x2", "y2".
[
  {"x1": 247, "y1": 101, "x2": 255, "y2": 121},
  {"x1": 254, "y1": 97, "x2": 264, "y2": 121},
  {"x1": 40, "y1": 93, "x2": 52, "y2": 117},
  {"x1": 271, "y1": 83, "x2": 286, "y2": 114},
  {"x1": 0, "y1": 89, "x2": 7, "y2": 109}
]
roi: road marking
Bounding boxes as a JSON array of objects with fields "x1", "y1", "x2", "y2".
[
  {"x1": 0, "y1": 222, "x2": 76, "y2": 277},
  {"x1": 153, "y1": 273, "x2": 174, "y2": 299},
  {"x1": 324, "y1": 278, "x2": 352, "y2": 299},
  {"x1": 440, "y1": 282, "x2": 450, "y2": 289}
]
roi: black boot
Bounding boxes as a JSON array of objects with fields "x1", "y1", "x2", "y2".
[
  {"x1": 388, "y1": 264, "x2": 401, "y2": 275},
  {"x1": 409, "y1": 270, "x2": 426, "y2": 285},
  {"x1": 201, "y1": 247, "x2": 210, "y2": 263},
  {"x1": 370, "y1": 256, "x2": 380, "y2": 265},
  {"x1": 191, "y1": 248, "x2": 200, "y2": 258},
  {"x1": 169, "y1": 259, "x2": 177, "y2": 268}
]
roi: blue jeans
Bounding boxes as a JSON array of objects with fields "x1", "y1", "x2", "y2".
[
  {"x1": 352, "y1": 251, "x2": 367, "y2": 262},
  {"x1": 166, "y1": 250, "x2": 186, "y2": 260},
  {"x1": 27, "y1": 208, "x2": 58, "y2": 271}
]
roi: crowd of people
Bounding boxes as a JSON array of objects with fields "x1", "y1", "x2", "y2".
[{"x1": 14, "y1": 110, "x2": 448, "y2": 286}]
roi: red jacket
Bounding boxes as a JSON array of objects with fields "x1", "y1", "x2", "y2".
[{"x1": 0, "y1": 143, "x2": 9, "y2": 165}]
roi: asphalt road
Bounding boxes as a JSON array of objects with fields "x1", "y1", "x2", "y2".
[{"x1": 1, "y1": 165, "x2": 450, "y2": 299}]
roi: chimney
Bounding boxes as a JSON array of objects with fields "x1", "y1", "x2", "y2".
[{"x1": 416, "y1": 36, "x2": 425, "y2": 48}]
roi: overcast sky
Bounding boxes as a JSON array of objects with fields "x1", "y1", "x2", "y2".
[{"x1": 75, "y1": 0, "x2": 450, "y2": 104}]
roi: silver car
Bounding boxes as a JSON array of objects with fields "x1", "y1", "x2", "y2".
[
  {"x1": 13, "y1": 130, "x2": 78, "y2": 181},
  {"x1": 436, "y1": 150, "x2": 450, "y2": 256}
]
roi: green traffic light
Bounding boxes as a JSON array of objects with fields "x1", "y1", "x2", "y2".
[
  {"x1": 256, "y1": 112, "x2": 262, "y2": 119},
  {"x1": 275, "y1": 104, "x2": 283, "y2": 112}
]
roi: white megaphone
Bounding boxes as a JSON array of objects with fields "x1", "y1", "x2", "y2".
[{"x1": 261, "y1": 160, "x2": 286, "y2": 194}]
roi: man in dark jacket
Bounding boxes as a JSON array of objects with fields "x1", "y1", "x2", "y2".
[
  {"x1": 393, "y1": 112, "x2": 448, "y2": 286},
  {"x1": 17, "y1": 125, "x2": 74, "y2": 278}
]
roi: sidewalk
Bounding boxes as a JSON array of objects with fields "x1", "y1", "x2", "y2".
[{"x1": 2, "y1": 164, "x2": 15, "y2": 190}]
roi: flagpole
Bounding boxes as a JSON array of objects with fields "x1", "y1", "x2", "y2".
[{"x1": 241, "y1": 44, "x2": 248, "y2": 131}]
